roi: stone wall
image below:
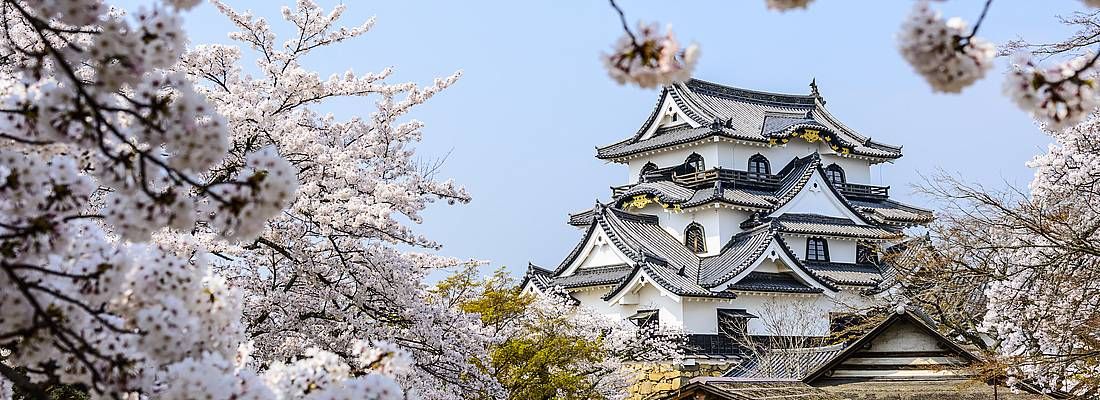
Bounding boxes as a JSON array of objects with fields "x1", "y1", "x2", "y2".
[{"x1": 627, "y1": 361, "x2": 734, "y2": 400}]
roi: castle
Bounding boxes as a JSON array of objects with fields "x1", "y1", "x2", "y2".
[{"x1": 521, "y1": 78, "x2": 1056, "y2": 400}]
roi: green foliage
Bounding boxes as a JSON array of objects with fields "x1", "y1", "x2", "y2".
[{"x1": 436, "y1": 267, "x2": 626, "y2": 400}]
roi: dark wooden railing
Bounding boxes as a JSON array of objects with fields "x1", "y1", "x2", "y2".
[
  {"x1": 835, "y1": 182, "x2": 889, "y2": 199},
  {"x1": 673, "y1": 168, "x2": 781, "y2": 189},
  {"x1": 614, "y1": 167, "x2": 890, "y2": 200},
  {"x1": 683, "y1": 334, "x2": 748, "y2": 356}
]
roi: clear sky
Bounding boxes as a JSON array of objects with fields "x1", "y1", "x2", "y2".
[{"x1": 128, "y1": 0, "x2": 1086, "y2": 277}]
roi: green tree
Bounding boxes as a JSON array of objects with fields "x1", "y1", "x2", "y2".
[{"x1": 435, "y1": 267, "x2": 678, "y2": 400}]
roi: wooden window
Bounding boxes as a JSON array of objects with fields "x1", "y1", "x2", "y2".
[
  {"x1": 806, "y1": 237, "x2": 829, "y2": 261},
  {"x1": 685, "y1": 222, "x2": 706, "y2": 253},
  {"x1": 630, "y1": 310, "x2": 659, "y2": 331},
  {"x1": 825, "y1": 163, "x2": 845, "y2": 185},
  {"x1": 685, "y1": 153, "x2": 705, "y2": 173},
  {"x1": 640, "y1": 162, "x2": 658, "y2": 182},
  {"x1": 748, "y1": 154, "x2": 770, "y2": 175},
  {"x1": 717, "y1": 309, "x2": 755, "y2": 338},
  {"x1": 857, "y1": 241, "x2": 879, "y2": 265}
]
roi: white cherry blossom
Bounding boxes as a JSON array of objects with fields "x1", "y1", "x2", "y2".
[
  {"x1": 765, "y1": 0, "x2": 814, "y2": 12},
  {"x1": 603, "y1": 21, "x2": 700, "y2": 89},
  {"x1": 897, "y1": 1, "x2": 995, "y2": 93},
  {"x1": 1005, "y1": 53, "x2": 1100, "y2": 131}
]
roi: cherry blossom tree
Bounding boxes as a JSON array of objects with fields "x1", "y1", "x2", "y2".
[
  {"x1": 0, "y1": 0, "x2": 412, "y2": 399},
  {"x1": 174, "y1": 1, "x2": 501, "y2": 398}
]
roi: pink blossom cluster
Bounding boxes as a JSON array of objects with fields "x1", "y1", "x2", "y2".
[
  {"x1": 1005, "y1": 54, "x2": 1100, "y2": 132},
  {"x1": 603, "y1": 22, "x2": 700, "y2": 89},
  {"x1": 765, "y1": 0, "x2": 814, "y2": 12},
  {"x1": 897, "y1": 1, "x2": 995, "y2": 93}
]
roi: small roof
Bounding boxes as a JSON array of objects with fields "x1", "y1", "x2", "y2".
[
  {"x1": 662, "y1": 309, "x2": 1058, "y2": 400},
  {"x1": 803, "y1": 261, "x2": 885, "y2": 287},
  {"x1": 802, "y1": 308, "x2": 980, "y2": 383},
  {"x1": 597, "y1": 79, "x2": 903, "y2": 162},
  {"x1": 726, "y1": 271, "x2": 824, "y2": 294},
  {"x1": 716, "y1": 308, "x2": 758, "y2": 319},
  {"x1": 849, "y1": 198, "x2": 936, "y2": 226},
  {"x1": 770, "y1": 213, "x2": 901, "y2": 240}
]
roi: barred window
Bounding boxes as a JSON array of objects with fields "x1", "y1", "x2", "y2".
[
  {"x1": 717, "y1": 309, "x2": 756, "y2": 338},
  {"x1": 806, "y1": 237, "x2": 829, "y2": 261},
  {"x1": 825, "y1": 164, "x2": 845, "y2": 185},
  {"x1": 748, "y1": 154, "x2": 770, "y2": 175},
  {"x1": 686, "y1": 153, "x2": 705, "y2": 173},
  {"x1": 640, "y1": 162, "x2": 658, "y2": 182},
  {"x1": 857, "y1": 241, "x2": 879, "y2": 264},
  {"x1": 685, "y1": 223, "x2": 706, "y2": 253}
]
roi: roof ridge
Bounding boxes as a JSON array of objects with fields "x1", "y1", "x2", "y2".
[{"x1": 685, "y1": 78, "x2": 817, "y2": 106}]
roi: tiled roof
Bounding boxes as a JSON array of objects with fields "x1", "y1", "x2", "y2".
[
  {"x1": 771, "y1": 213, "x2": 901, "y2": 240},
  {"x1": 596, "y1": 79, "x2": 903, "y2": 161},
  {"x1": 597, "y1": 125, "x2": 763, "y2": 159},
  {"x1": 567, "y1": 207, "x2": 596, "y2": 226},
  {"x1": 803, "y1": 261, "x2": 883, "y2": 287},
  {"x1": 552, "y1": 264, "x2": 633, "y2": 288},
  {"x1": 726, "y1": 272, "x2": 824, "y2": 294},
  {"x1": 698, "y1": 225, "x2": 775, "y2": 287},
  {"x1": 849, "y1": 198, "x2": 935, "y2": 226},
  {"x1": 548, "y1": 204, "x2": 879, "y2": 297},
  {"x1": 683, "y1": 181, "x2": 776, "y2": 209},
  {"x1": 620, "y1": 181, "x2": 697, "y2": 203},
  {"x1": 725, "y1": 344, "x2": 846, "y2": 379}
]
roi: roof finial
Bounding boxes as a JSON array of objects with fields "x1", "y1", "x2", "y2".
[{"x1": 809, "y1": 78, "x2": 825, "y2": 105}]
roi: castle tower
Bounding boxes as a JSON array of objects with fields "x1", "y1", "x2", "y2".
[{"x1": 522, "y1": 78, "x2": 932, "y2": 359}]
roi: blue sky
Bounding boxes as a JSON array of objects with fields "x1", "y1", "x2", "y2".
[{"x1": 142, "y1": 0, "x2": 1086, "y2": 276}]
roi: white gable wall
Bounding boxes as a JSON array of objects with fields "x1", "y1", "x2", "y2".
[
  {"x1": 772, "y1": 173, "x2": 868, "y2": 223},
  {"x1": 638, "y1": 93, "x2": 702, "y2": 141},
  {"x1": 562, "y1": 229, "x2": 633, "y2": 275},
  {"x1": 868, "y1": 320, "x2": 943, "y2": 352}
]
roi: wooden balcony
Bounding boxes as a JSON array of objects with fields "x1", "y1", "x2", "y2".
[
  {"x1": 835, "y1": 182, "x2": 889, "y2": 200},
  {"x1": 673, "y1": 168, "x2": 781, "y2": 189},
  {"x1": 613, "y1": 167, "x2": 890, "y2": 200}
]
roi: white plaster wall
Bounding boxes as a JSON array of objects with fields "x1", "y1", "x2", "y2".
[
  {"x1": 623, "y1": 139, "x2": 876, "y2": 186},
  {"x1": 635, "y1": 203, "x2": 749, "y2": 256},
  {"x1": 727, "y1": 141, "x2": 871, "y2": 184},
  {"x1": 773, "y1": 173, "x2": 865, "y2": 222},
  {"x1": 636, "y1": 284, "x2": 684, "y2": 330},
  {"x1": 572, "y1": 289, "x2": 628, "y2": 320},
  {"x1": 680, "y1": 294, "x2": 835, "y2": 335},
  {"x1": 867, "y1": 320, "x2": 943, "y2": 352},
  {"x1": 575, "y1": 239, "x2": 630, "y2": 269},
  {"x1": 784, "y1": 235, "x2": 856, "y2": 264},
  {"x1": 626, "y1": 142, "x2": 722, "y2": 184},
  {"x1": 716, "y1": 208, "x2": 750, "y2": 245},
  {"x1": 664, "y1": 208, "x2": 720, "y2": 257}
]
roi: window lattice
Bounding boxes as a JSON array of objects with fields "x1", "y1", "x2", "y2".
[
  {"x1": 806, "y1": 237, "x2": 829, "y2": 261},
  {"x1": 685, "y1": 223, "x2": 706, "y2": 253},
  {"x1": 748, "y1": 154, "x2": 770, "y2": 174}
]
